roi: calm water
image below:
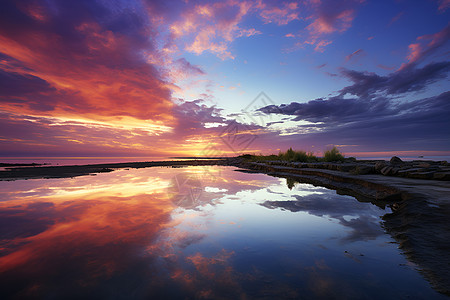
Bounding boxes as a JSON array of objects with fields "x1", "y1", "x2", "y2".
[
  {"x1": 0, "y1": 157, "x2": 189, "y2": 166},
  {"x1": 0, "y1": 166, "x2": 445, "y2": 299}
]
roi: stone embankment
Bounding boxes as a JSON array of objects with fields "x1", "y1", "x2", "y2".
[{"x1": 252, "y1": 156, "x2": 450, "y2": 181}]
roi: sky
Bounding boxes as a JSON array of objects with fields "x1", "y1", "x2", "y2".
[{"x1": 0, "y1": 0, "x2": 449, "y2": 158}]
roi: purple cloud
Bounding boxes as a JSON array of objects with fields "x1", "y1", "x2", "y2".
[{"x1": 340, "y1": 61, "x2": 450, "y2": 98}]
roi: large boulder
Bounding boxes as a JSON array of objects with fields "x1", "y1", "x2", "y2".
[
  {"x1": 381, "y1": 166, "x2": 393, "y2": 175},
  {"x1": 390, "y1": 156, "x2": 403, "y2": 165},
  {"x1": 375, "y1": 161, "x2": 387, "y2": 172},
  {"x1": 350, "y1": 165, "x2": 374, "y2": 175}
]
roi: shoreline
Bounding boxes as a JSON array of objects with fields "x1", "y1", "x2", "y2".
[{"x1": 1, "y1": 157, "x2": 450, "y2": 295}]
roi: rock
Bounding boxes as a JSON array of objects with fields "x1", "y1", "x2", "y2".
[
  {"x1": 390, "y1": 156, "x2": 403, "y2": 165},
  {"x1": 417, "y1": 162, "x2": 431, "y2": 168},
  {"x1": 433, "y1": 172, "x2": 450, "y2": 181},
  {"x1": 337, "y1": 164, "x2": 355, "y2": 172},
  {"x1": 375, "y1": 161, "x2": 387, "y2": 172},
  {"x1": 408, "y1": 171, "x2": 435, "y2": 179},
  {"x1": 381, "y1": 166, "x2": 393, "y2": 175},
  {"x1": 391, "y1": 167, "x2": 400, "y2": 175},
  {"x1": 397, "y1": 168, "x2": 423, "y2": 176},
  {"x1": 351, "y1": 165, "x2": 374, "y2": 175}
]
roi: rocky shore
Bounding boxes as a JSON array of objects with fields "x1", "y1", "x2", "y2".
[{"x1": 252, "y1": 156, "x2": 450, "y2": 181}]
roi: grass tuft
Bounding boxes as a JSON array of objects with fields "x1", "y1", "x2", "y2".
[{"x1": 240, "y1": 146, "x2": 345, "y2": 162}]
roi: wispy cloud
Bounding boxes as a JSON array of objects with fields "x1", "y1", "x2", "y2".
[
  {"x1": 345, "y1": 49, "x2": 364, "y2": 61},
  {"x1": 400, "y1": 24, "x2": 450, "y2": 69},
  {"x1": 256, "y1": 1, "x2": 300, "y2": 25},
  {"x1": 303, "y1": 0, "x2": 364, "y2": 52},
  {"x1": 387, "y1": 11, "x2": 404, "y2": 27},
  {"x1": 437, "y1": 0, "x2": 450, "y2": 12}
]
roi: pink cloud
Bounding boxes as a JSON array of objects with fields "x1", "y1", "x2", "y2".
[
  {"x1": 314, "y1": 40, "x2": 332, "y2": 52},
  {"x1": 400, "y1": 24, "x2": 450, "y2": 70},
  {"x1": 170, "y1": 0, "x2": 253, "y2": 60},
  {"x1": 307, "y1": 9, "x2": 354, "y2": 36},
  {"x1": 238, "y1": 28, "x2": 262, "y2": 37},
  {"x1": 387, "y1": 11, "x2": 404, "y2": 27},
  {"x1": 256, "y1": 1, "x2": 300, "y2": 25},
  {"x1": 377, "y1": 64, "x2": 396, "y2": 71},
  {"x1": 437, "y1": 0, "x2": 450, "y2": 12},
  {"x1": 345, "y1": 49, "x2": 365, "y2": 61},
  {"x1": 301, "y1": 0, "x2": 364, "y2": 52}
]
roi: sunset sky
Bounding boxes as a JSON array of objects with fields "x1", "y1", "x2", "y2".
[{"x1": 0, "y1": 0, "x2": 449, "y2": 158}]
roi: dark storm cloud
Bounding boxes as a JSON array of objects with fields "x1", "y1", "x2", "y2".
[
  {"x1": 259, "y1": 96, "x2": 394, "y2": 124},
  {"x1": 0, "y1": 69, "x2": 55, "y2": 96},
  {"x1": 340, "y1": 61, "x2": 450, "y2": 98}
]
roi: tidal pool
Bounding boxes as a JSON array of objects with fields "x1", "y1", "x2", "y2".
[{"x1": 0, "y1": 166, "x2": 445, "y2": 299}]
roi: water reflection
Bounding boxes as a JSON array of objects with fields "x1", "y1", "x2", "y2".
[
  {"x1": 262, "y1": 189, "x2": 386, "y2": 243},
  {"x1": 0, "y1": 166, "x2": 445, "y2": 299}
]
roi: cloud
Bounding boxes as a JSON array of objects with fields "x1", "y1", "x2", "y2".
[
  {"x1": 259, "y1": 96, "x2": 394, "y2": 124},
  {"x1": 258, "y1": 91, "x2": 450, "y2": 153},
  {"x1": 0, "y1": 111, "x2": 172, "y2": 157},
  {"x1": 387, "y1": 11, "x2": 403, "y2": 27},
  {"x1": 345, "y1": 49, "x2": 364, "y2": 61},
  {"x1": 400, "y1": 24, "x2": 450, "y2": 69},
  {"x1": 172, "y1": 100, "x2": 226, "y2": 135},
  {"x1": 303, "y1": 0, "x2": 364, "y2": 52},
  {"x1": 168, "y1": 58, "x2": 205, "y2": 82},
  {"x1": 260, "y1": 61, "x2": 450, "y2": 125},
  {"x1": 437, "y1": 0, "x2": 450, "y2": 12},
  {"x1": 257, "y1": 55, "x2": 450, "y2": 153},
  {"x1": 237, "y1": 28, "x2": 262, "y2": 37},
  {"x1": 0, "y1": 66, "x2": 55, "y2": 97},
  {"x1": 170, "y1": 0, "x2": 253, "y2": 60},
  {"x1": 0, "y1": 0, "x2": 173, "y2": 122},
  {"x1": 256, "y1": 1, "x2": 300, "y2": 25},
  {"x1": 340, "y1": 61, "x2": 450, "y2": 98}
]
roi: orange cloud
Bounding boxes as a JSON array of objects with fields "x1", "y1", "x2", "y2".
[{"x1": 0, "y1": 6, "x2": 173, "y2": 123}]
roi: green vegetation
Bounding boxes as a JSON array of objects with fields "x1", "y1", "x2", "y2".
[
  {"x1": 240, "y1": 146, "x2": 345, "y2": 163},
  {"x1": 277, "y1": 147, "x2": 318, "y2": 162},
  {"x1": 323, "y1": 146, "x2": 345, "y2": 162}
]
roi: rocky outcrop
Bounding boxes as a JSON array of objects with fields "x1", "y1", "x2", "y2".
[{"x1": 243, "y1": 157, "x2": 450, "y2": 181}]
